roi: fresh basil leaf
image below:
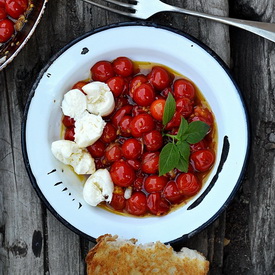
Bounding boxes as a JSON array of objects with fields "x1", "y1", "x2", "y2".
[
  {"x1": 159, "y1": 143, "x2": 180, "y2": 176},
  {"x1": 176, "y1": 117, "x2": 188, "y2": 140},
  {"x1": 176, "y1": 157, "x2": 189, "y2": 173},
  {"x1": 176, "y1": 140, "x2": 190, "y2": 161},
  {"x1": 162, "y1": 92, "x2": 176, "y2": 126},
  {"x1": 185, "y1": 121, "x2": 210, "y2": 144}
]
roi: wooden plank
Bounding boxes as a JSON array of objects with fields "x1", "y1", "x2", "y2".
[
  {"x1": 0, "y1": 66, "x2": 44, "y2": 273},
  {"x1": 227, "y1": 0, "x2": 275, "y2": 274}
]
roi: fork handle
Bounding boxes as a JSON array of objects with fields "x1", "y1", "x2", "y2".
[{"x1": 163, "y1": 4, "x2": 275, "y2": 43}]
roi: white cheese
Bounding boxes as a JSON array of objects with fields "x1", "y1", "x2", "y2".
[
  {"x1": 82, "y1": 81, "x2": 115, "y2": 117},
  {"x1": 74, "y1": 111, "x2": 106, "y2": 148},
  {"x1": 124, "y1": 187, "x2": 132, "y2": 199},
  {"x1": 51, "y1": 140, "x2": 95, "y2": 175},
  {"x1": 61, "y1": 89, "x2": 87, "y2": 119},
  {"x1": 83, "y1": 169, "x2": 114, "y2": 206}
]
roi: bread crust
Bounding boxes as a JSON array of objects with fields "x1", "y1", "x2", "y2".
[{"x1": 86, "y1": 234, "x2": 209, "y2": 275}]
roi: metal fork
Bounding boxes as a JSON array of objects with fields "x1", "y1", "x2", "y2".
[{"x1": 82, "y1": 0, "x2": 275, "y2": 43}]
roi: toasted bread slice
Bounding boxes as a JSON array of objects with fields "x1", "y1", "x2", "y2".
[{"x1": 86, "y1": 234, "x2": 209, "y2": 275}]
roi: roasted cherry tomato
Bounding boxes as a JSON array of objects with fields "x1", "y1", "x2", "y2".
[
  {"x1": 110, "y1": 160, "x2": 136, "y2": 187},
  {"x1": 176, "y1": 173, "x2": 201, "y2": 197},
  {"x1": 163, "y1": 181, "x2": 183, "y2": 203},
  {"x1": 0, "y1": 0, "x2": 5, "y2": 8},
  {"x1": 112, "y1": 56, "x2": 134, "y2": 77},
  {"x1": 144, "y1": 175, "x2": 168, "y2": 193},
  {"x1": 0, "y1": 19, "x2": 14, "y2": 43},
  {"x1": 110, "y1": 190, "x2": 126, "y2": 211},
  {"x1": 64, "y1": 127, "x2": 74, "y2": 141},
  {"x1": 150, "y1": 99, "x2": 165, "y2": 121},
  {"x1": 129, "y1": 74, "x2": 147, "y2": 97},
  {"x1": 107, "y1": 76, "x2": 126, "y2": 97},
  {"x1": 72, "y1": 81, "x2": 89, "y2": 93},
  {"x1": 62, "y1": 115, "x2": 75, "y2": 128},
  {"x1": 133, "y1": 83, "x2": 155, "y2": 106},
  {"x1": 0, "y1": 7, "x2": 7, "y2": 20},
  {"x1": 118, "y1": 115, "x2": 132, "y2": 137},
  {"x1": 121, "y1": 138, "x2": 142, "y2": 160},
  {"x1": 126, "y1": 192, "x2": 147, "y2": 216},
  {"x1": 104, "y1": 143, "x2": 121, "y2": 163},
  {"x1": 87, "y1": 140, "x2": 105, "y2": 158},
  {"x1": 141, "y1": 152, "x2": 159, "y2": 174},
  {"x1": 101, "y1": 122, "x2": 117, "y2": 143},
  {"x1": 190, "y1": 106, "x2": 214, "y2": 127},
  {"x1": 173, "y1": 78, "x2": 196, "y2": 100},
  {"x1": 5, "y1": 0, "x2": 28, "y2": 19},
  {"x1": 176, "y1": 97, "x2": 194, "y2": 118},
  {"x1": 111, "y1": 105, "x2": 133, "y2": 128},
  {"x1": 91, "y1": 60, "x2": 114, "y2": 82},
  {"x1": 147, "y1": 66, "x2": 171, "y2": 91},
  {"x1": 143, "y1": 130, "x2": 163, "y2": 152},
  {"x1": 147, "y1": 193, "x2": 170, "y2": 216},
  {"x1": 190, "y1": 149, "x2": 215, "y2": 172},
  {"x1": 130, "y1": 113, "x2": 155, "y2": 137}
]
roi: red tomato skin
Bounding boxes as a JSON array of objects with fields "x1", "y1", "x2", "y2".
[
  {"x1": 130, "y1": 113, "x2": 155, "y2": 138},
  {"x1": 162, "y1": 181, "x2": 183, "y2": 203},
  {"x1": 0, "y1": 7, "x2": 7, "y2": 20},
  {"x1": 118, "y1": 115, "x2": 132, "y2": 137},
  {"x1": 104, "y1": 143, "x2": 122, "y2": 163},
  {"x1": 190, "y1": 149, "x2": 215, "y2": 172},
  {"x1": 141, "y1": 152, "x2": 159, "y2": 174},
  {"x1": 5, "y1": 0, "x2": 28, "y2": 19},
  {"x1": 87, "y1": 140, "x2": 105, "y2": 158},
  {"x1": 143, "y1": 130, "x2": 163, "y2": 152},
  {"x1": 107, "y1": 76, "x2": 126, "y2": 97},
  {"x1": 147, "y1": 193, "x2": 170, "y2": 216},
  {"x1": 133, "y1": 83, "x2": 155, "y2": 106},
  {"x1": 112, "y1": 56, "x2": 134, "y2": 77},
  {"x1": 173, "y1": 78, "x2": 196, "y2": 100},
  {"x1": 91, "y1": 60, "x2": 114, "y2": 82},
  {"x1": 110, "y1": 160, "x2": 136, "y2": 187},
  {"x1": 121, "y1": 138, "x2": 142, "y2": 160},
  {"x1": 126, "y1": 192, "x2": 147, "y2": 216},
  {"x1": 176, "y1": 173, "x2": 201, "y2": 197},
  {"x1": 129, "y1": 74, "x2": 147, "y2": 97},
  {"x1": 110, "y1": 193, "x2": 126, "y2": 211},
  {"x1": 72, "y1": 81, "x2": 89, "y2": 94},
  {"x1": 176, "y1": 97, "x2": 194, "y2": 118},
  {"x1": 144, "y1": 175, "x2": 168, "y2": 193},
  {"x1": 150, "y1": 99, "x2": 165, "y2": 121},
  {"x1": 101, "y1": 123, "x2": 117, "y2": 143},
  {"x1": 62, "y1": 116, "x2": 75, "y2": 128},
  {"x1": 111, "y1": 105, "x2": 133, "y2": 128},
  {"x1": 0, "y1": 19, "x2": 14, "y2": 43},
  {"x1": 0, "y1": 0, "x2": 5, "y2": 8},
  {"x1": 147, "y1": 66, "x2": 171, "y2": 90},
  {"x1": 64, "y1": 127, "x2": 75, "y2": 141}
]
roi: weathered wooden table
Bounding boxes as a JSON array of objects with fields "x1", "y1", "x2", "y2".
[{"x1": 0, "y1": 0, "x2": 274, "y2": 274}]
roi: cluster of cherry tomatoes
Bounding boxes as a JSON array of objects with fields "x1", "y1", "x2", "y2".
[
  {"x1": 63, "y1": 57, "x2": 216, "y2": 217},
  {"x1": 0, "y1": 0, "x2": 29, "y2": 43}
]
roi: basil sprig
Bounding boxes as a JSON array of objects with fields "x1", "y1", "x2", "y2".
[{"x1": 159, "y1": 93, "x2": 210, "y2": 176}]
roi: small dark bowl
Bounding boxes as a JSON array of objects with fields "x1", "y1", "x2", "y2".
[{"x1": 0, "y1": 0, "x2": 47, "y2": 71}]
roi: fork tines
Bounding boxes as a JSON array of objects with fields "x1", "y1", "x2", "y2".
[{"x1": 82, "y1": 0, "x2": 136, "y2": 17}]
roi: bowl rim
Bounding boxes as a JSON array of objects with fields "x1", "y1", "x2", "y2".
[{"x1": 21, "y1": 21, "x2": 250, "y2": 245}]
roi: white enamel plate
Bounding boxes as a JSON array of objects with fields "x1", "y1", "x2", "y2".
[{"x1": 22, "y1": 23, "x2": 249, "y2": 244}]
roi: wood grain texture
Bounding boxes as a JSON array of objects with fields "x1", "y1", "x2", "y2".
[{"x1": 0, "y1": 0, "x2": 274, "y2": 274}]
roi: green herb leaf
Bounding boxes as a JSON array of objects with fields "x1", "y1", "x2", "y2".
[
  {"x1": 176, "y1": 140, "x2": 190, "y2": 160},
  {"x1": 162, "y1": 92, "x2": 176, "y2": 126},
  {"x1": 176, "y1": 117, "x2": 188, "y2": 140},
  {"x1": 176, "y1": 157, "x2": 189, "y2": 173},
  {"x1": 159, "y1": 143, "x2": 180, "y2": 176},
  {"x1": 185, "y1": 121, "x2": 210, "y2": 144}
]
